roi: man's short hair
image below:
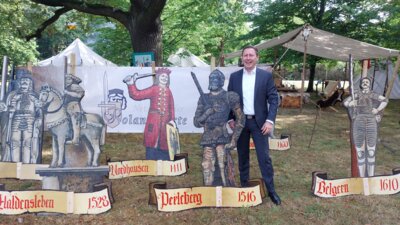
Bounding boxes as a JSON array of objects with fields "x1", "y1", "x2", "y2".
[{"x1": 241, "y1": 45, "x2": 259, "y2": 56}]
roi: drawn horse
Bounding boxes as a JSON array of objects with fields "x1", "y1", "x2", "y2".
[{"x1": 39, "y1": 85, "x2": 105, "y2": 167}]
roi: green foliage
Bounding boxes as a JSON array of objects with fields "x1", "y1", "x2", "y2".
[
  {"x1": 0, "y1": 0, "x2": 39, "y2": 65},
  {"x1": 162, "y1": 0, "x2": 249, "y2": 65},
  {"x1": 90, "y1": 19, "x2": 132, "y2": 66},
  {"x1": 249, "y1": 0, "x2": 400, "y2": 69},
  {"x1": 36, "y1": 11, "x2": 98, "y2": 59},
  {"x1": 2, "y1": 0, "x2": 399, "y2": 68}
]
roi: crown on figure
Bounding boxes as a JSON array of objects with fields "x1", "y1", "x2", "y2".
[{"x1": 156, "y1": 67, "x2": 171, "y2": 76}]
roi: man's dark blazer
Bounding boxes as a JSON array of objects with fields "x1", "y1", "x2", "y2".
[{"x1": 228, "y1": 68, "x2": 279, "y2": 128}]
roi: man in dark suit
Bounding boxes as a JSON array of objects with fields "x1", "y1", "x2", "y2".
[{"x1": 227, "y1": 46, "x2": 281, "y2": 205}]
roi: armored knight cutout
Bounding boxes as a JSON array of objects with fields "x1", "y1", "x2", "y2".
[
  {"x1": 344, "y1": 77, "x2": 388, "y2": 177},
  {"x1": 193, "y1": 69, "x2": 245, "y2": 187},
  {"x1": 0, "y1": 70, "x2": 43, "y2": 163},
  {"x1": 124, "y1": 68, "x2": 177, "y2": 160}
]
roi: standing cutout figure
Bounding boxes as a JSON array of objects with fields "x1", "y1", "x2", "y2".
[
  {"x1": 1, "y1": 71, "x2": 43, "y2": 163},
  {"x1": 193, "y1": 69, "x2": 244, "y2": 186},
  {"x1": 124, "y1": 68, "x2": 176, "y2": 160},
  {"x1": 344, "y1": 77, "x2": 388, "y2": 177}
]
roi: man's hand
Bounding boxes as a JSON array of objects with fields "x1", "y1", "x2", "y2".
[
  {"x1": 123, "y1": 74, "x2": 137, "y2": 85},
  {"x1": 34, "y1": 99, "x2": 43, "y2": 108},
  {"x1": 168, "y1": 120, "x2": 177, "y2": 128},
  {"x1": 371, "y1": 108, "x2": 379, "y2": 115},
  {"x1": 261, "y1": 121, "x2": 273, "y2": 135},
  {"x1": 347, "y1": 100, "x2": 357, "y2": 107},
  {"x1": 0, "y1": 102, "x2": 7, "y2": 112},
  {"x1": 228, "y1": 119, "x2": 235, "y2": 129},
  {"x1": 225, "y1": 141, "x2": 236, "y2": 150},
  {"x1": 204, "y1": 107, "x2": 214, "y2": 116}
]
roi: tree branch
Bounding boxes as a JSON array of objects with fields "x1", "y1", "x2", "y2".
[
  {"x1": 25, "y1": 7, "x2": 72, "y2": 41},
  {"x1": 30, "y1": 0, "x2": 130, "y2": 25}
]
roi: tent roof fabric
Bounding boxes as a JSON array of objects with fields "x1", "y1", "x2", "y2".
[
  {"x1": 167, "y1": 48, "x2": 209, "y2": 67},
  {"x1": 224, "y1": 25, "x2": 399, "y2": 61},
  {"x1": 37, "y1": 38, "x2": 117, "y2": 66}
]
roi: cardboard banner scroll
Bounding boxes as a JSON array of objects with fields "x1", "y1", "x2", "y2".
[
  {"x1": 149, "y1": 179, "x2": 266, "y2": 212},
  {"x1": 312, "y1": 168, "x2": 400, "y2": 197},
  {"x1": 108, "y1": 153, "x2": 188, "y2": 179},
  {"x1": 250, "y1": 135, "x2": 291, "y2": 151},
  {"x1": 0, "y1": 187, "x2": 112, "y2": 215},
  {"x1": 0, "y1": 162, "x2": 49, "y2": 180}
]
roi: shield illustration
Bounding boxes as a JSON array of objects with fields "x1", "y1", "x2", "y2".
[
  {"x1": 166, "y1": 123, "x2": 180, "y2": 160},
  {"x1": 100, "y1": 101, "x2": 122, "y2": 128}
]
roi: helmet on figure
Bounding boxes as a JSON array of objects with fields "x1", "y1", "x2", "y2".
[
  {"x1": 65, "y1": 74, "x2": 82, "y2": 85},
  {"x1": 208, "y1": 69, "x2": 225, "y2": 91}
]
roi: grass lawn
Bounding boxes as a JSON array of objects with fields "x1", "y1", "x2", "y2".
[{"x1": 0, "y1": 97, "x2": 399, "y2": 225}]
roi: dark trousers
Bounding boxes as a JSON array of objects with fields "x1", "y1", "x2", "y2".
[
  {"x1": 146, "y1": 147, "x2": 170, "y2": 160},
  {"x1": 237, "y1": 118, "x2": 275, "y2": 193}
]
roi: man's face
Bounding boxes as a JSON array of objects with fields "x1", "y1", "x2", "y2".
[
  {"x1": 208, "y1": 73, "x2": 223, "y2": 91},
  {"x1": 361, "y1": 79, "x2": 370, "y2": 90},
  {"x1": 108, "y1": 93, "x2": 123, "y2": 103},
  {"x1": 159, "y1": 73, "x2": 169, "y2": 86},
  {"x1": 19, "y1": 78, "x2": 31, "y2": 92},
  {"x1": 241, "y1": 48, "x2": 259, "y2": 71},
  {"x1": 65, "y1": 76, "x2": 73, "y2": 86}
]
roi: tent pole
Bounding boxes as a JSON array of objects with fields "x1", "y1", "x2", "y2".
[
  {"x1": 362, "y1": 59, "x2": 368, "y2": 78},
  {"x1": 1, "y1": 56, "x2": 8, "y2": 101},
  {"x1": 347, "y1": 54, "x2": 359, "y2": 177},
  {"x1": 63, "y1": 56, "x2": 67, "y2": 89},
  {"x1": 210, "y1": 57, "x2": 216, "y2": 71},
  {"x1": 384, "y1": 58, "x2": 389, "y2": 94},
  {"x1": 300, "y1": 42, "x2": 308, "y2": 113},
  {"x1": 272, "y1": 48, "x2": 290, "y2": 71},
  {"x1": 385, "y1": 55, "x2": 400, "y2": 99},
  {"x1": 371, "y1": 59, "x2": 377, "y2": 90},
  {"x1": 151, "y1": 61, "x2": 156, "y2": 83},
  {"x1": 70, "y1": 53, "x2": 76, "y2": 76}
]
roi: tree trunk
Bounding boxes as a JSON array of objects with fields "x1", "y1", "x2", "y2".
[
  {"x1": 128, "y1": 18, "x2": 163, "y2": 66},
  {"x1": 307, "y1": 61, "x2": 316, "y2": 92},
  {"x1": 28, "y1": 0, "x2": 167, "y2": 66},
  {"x1": 218, "y1": 38, "x2": 225, "y2": 67}
]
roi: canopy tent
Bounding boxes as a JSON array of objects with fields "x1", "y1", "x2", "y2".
[
  {"x1": 224, "y1": 25, "x2": 400, "y2": 100},
  {"x1": 167, "y1": 48, "x2": 209, "y2": 67},
  {"x1": 224, "y1": 25, "x2": 399, "y2": 61},
  {"x1": 37, "y1": 38, "x2": 116, "y2": 66}
]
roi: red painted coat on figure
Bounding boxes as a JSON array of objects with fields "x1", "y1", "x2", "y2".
[{"x1": 128, "y1": 84, "x2": 175, "y2": 151}]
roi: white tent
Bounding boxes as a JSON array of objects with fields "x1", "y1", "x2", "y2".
[
  {"x1": 37, "y1": 38, "x2": 116, "y2": 66},
  {"x1": 224, "y1": 25, "x2": 399, "y2": 61},
  {"x1": 168, "y1": 48, "x2": 209, "y2": 67}
]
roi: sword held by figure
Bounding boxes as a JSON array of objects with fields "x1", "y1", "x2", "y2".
[
  {"x1": 123, "y1": 73, "x2": 156, "y2": 85},
  {"x1": 191, "y1": 71, "x2": 212, "y2": 111}
]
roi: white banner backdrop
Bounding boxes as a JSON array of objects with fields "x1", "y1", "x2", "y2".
[{"x1": 32, "y1": 66, "x2": 241, "y2": 133}]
